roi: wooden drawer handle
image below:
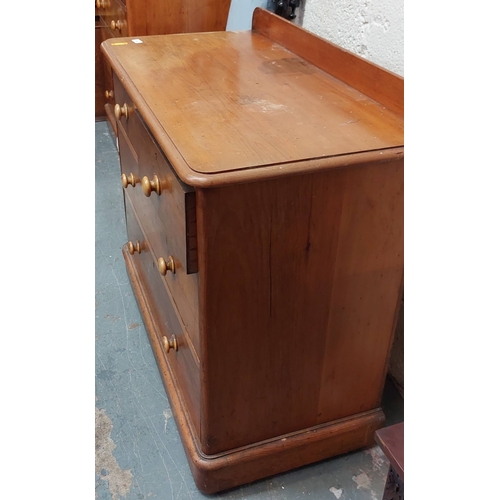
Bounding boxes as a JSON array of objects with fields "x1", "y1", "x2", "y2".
[
  {"x1": 121, "y1": 172, "x2": 140, "y2": 188},
  {"x1": 114, "y1": 102, "x2": 129, "y2": 121},
  {"x1": 162, "y1": 335, "x2": 178, "y2": 353},
  {"x1": 127, "y1": 241, "x2": 141, "y2": 255},
  {"x1": 158, "y1": 256, "x2": 175, "y2": 275},
  {"x1": 110, "y1": 20, "x2": 123, "y2": 31},
  {"x1": 105, "y1": 90, "x2": 114, "y2": 99},
  {"x1": 142, "y1": 175, "x2": 161, "y2": 196}
]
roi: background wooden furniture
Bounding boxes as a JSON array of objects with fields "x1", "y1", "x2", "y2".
[
  {"x1": 375, "y1": 422, "x2": 404, "y2": 500},
  {"x1": 95, "y1": 0, "x2": 232, "y2": 131},
  {"x1": 102, "y1": 7, "x2": 404, "y2": 493}
]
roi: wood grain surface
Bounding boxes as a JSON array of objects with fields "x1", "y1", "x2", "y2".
[
  {"x1": 197, "y1": 158, "x2": 403, "y2": 454},
  {"x1": 101, "y1": 30, "x2": 403, "y2": 176},
  {"x1": 126, "y1": 0, "x2": 231, "y2": 36},
  {"x1": 252, "y1": 8, "x2": 403, "y2": 116}
]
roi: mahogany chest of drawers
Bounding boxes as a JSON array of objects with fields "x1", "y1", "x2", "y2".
[{"x1": 101, "y1": 8, "x2": 404, "y2": 493}]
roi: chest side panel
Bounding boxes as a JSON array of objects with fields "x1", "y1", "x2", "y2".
[{"x1": 197, "y1": 158, "x2": 404, "y2": 454}]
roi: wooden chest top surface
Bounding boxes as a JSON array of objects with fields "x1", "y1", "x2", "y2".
[{"x1": 102, "y1": 9, "x2": 403, "y2": 185}]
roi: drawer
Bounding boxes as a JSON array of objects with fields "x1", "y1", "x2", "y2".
[
  {"x1": 100, "y1": 26, "x2": 116, "y2": 112},
  {"x1": 124, "y1": 191, "x2": 200, "y2": 436},
  {"x1": 95, "y1": 24, "x2": 107, "y2": 117},
  {"x1": 116, "y1": 81, "x2": 200, "y2": 353},
  {"x1": 101, "y1": 0, "x2": 128, "y2": 36},
  {"x1": 113, "y1": 76, "x2": 145, "y2": 157},
  {"x1": 136, "y1": 141, "x2": 200, "y2": 353},
  {"x1": 116, "y1": 117, "x2": 139, "y2": 180},
  {"x1": 103, "y1": 77, "x2": 115, "y2": 113},
  {"x1": 95, "y1": 0, "x2": 110, "y2": 16}
]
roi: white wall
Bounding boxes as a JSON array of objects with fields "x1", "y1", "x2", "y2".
[{"x1": 302, "y1": 0, "x2": 404, "y2": 76}]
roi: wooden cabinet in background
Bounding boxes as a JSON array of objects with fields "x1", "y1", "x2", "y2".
[
  {"x1": 101, "y1": 8, "x2": 404, "y2": 494},
  {"x1": 95, "y1": 0, "x2": 232, "y2": 130},
  {"x1": 95, "y1": 21, "x2": 107, "y2": 118},
  {"x1": 95, "y1": 19, "x2": 115, "y2": 121}
]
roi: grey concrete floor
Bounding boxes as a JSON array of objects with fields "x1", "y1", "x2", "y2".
[{"x1": 95, "y1": 120, "x2": 404, "y2": 500}]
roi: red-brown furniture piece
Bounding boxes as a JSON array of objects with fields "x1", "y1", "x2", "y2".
[{"x1": 101, "y1": 7, "x2": 404, "y2": 493}]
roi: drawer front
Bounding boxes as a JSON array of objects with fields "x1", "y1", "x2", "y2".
[
  {"x1": 137, "y1": 140, "x2": 200, "y2": 353},
  {"x1": 113, "y1": 76, "x2": 145, "y2": 160},
  {"x1": 124, "y1": 191, "x2": 200, "y2": 436},
  {"x1": 116, "y1": 117, "x2": 139, "y2": 180},
  {"x1": 116, "y1": 77, "x2": 200, "y2": 353},
  {"x1": 95, "y1": 0, "x2": 110, "y2": 16},
  {"x1": 101, "y1": 0, "x2": 128, "y2": 36},
  {"x1": 95, "y1": 24, "x2": 107, "y2": 117},
  {"x1": 101, "y1": 26, "x2": 116, "y2": 111}
]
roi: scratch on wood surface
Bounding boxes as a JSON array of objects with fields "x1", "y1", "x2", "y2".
[
  {"x1": 95, "y1": 407, "x2": 133, "y2": 500},
  {"x1": 340, "y1": 119, "x2": 360, "y2": 125},
  {"x1": 239, "y1": 95, "x2": 288, "y2": 113}
]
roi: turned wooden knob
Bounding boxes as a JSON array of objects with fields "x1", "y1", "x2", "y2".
[
  {"x1": 142, "y1": 175, "x2": 161, "y2": 196},
  {"x1": 121, "y1": 172, "x2": 139, "y2": 188},
  {"x1": 158, "y1": 256, "x2": 175, "y2": 275},
  {"x1": 105, "y1": 90, "x2": 114, "y2": 99},
  {"x1": 162, "y1": 335, "x2": 178, "y2": 353},
  {"x1": 127, "y1": 241, "x2": 141, "y2": 255},
  {"x1": 114, "y1": 102, "x2": 129, "y2": 120},
  {"x1": 110, "y1": 20, "x2": 123, "y2": 31}
]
